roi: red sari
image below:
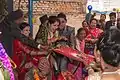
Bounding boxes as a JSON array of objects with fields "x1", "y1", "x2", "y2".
[
  {"x1": 12, "y1": 39, "x2": 46, "y2": 80},
  {"x1": 85, "y1": 28, "x2": 103, "y2": 55}
]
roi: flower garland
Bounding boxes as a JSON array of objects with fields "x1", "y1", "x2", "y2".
[{"x1": 0, "y1": 43, "x2": 14, "y2": 80}]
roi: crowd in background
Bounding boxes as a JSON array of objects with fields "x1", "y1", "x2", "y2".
[{"x1": 0, "y1": 9, "x2": 120, "y2": 80}]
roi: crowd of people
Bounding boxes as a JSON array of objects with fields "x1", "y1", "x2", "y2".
[{"x1": 0, "y1": 9, "x2": 120, "y2": 80}]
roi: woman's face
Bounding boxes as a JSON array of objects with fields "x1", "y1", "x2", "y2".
[
  {"x1": 50, "y1": 21, "x2": 59, "y2": 32},
  {"x1": 21, "y1": 26, "x2": 30, "y2": 37},
  {"x1": 90, "y1": 20, "x2": 97, "y2": 28},
  {"x1": 82, "y1": 21, "x2": 88, "y2": 28},
  {"x1": 100, "y1": 15, "x2": 106, "y2": 21},
  {"x1": 78, "y1": 30, "x2": 86, "y2": 40}
]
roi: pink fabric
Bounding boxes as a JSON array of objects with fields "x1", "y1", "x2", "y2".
[
  {"x1": 67, "y1": 38, "x2": 85, "y2": 80},
  {"x1": 75, "y1": 38, "x2": 85, "y2": 53},
  {"x1": 68, "y1": 63, "x2": 82, "y2": 80},
  {"x1": 80, "y1": 40, "x2": 85, "y2": 52}
]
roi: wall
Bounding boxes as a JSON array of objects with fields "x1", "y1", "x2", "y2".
[{"x1": 13, "y1": 0, "x2": 87, "y2": 38}]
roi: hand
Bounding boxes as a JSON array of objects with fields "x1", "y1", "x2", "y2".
[
  {"x1": 40, "y1": 45, "x2": 49, "y2": 50},
  {"x1": 59, "y1": 36, "x2": 68, "y2": 41},
  {"x1": 88, "y1": 68, "x2": 94, "y2": 75},
  {"x1": 90, "y1": 39, "x2": 98, "y2": 43},
  {"x1": 96, "y1": 57, "x2": 100, "y2": 63},
  {"x1": 37, "y1": 51, "x2": 48, "y2": 55}
]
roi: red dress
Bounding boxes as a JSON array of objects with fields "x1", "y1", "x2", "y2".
[
  {"x1": 85, "y1": 28, "x2": 103, "y2": 55},
  {"x1": 12, "y1": 39, "x2": 45, "y2": 80}
]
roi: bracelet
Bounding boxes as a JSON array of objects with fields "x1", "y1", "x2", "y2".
[{"x1": 37, "y1": 44, "x2": 41, "y2": 49}]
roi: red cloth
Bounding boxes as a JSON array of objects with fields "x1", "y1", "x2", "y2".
[
  {"x1": 86, "y1": 28, "x2": 102, "y2": 40},
  {"x1": 12, "y1": 39, "x2": 44, "y2": 80},
  {"x1": 57, "y1": 71, "x2": 75, "y2": 80},
  {"x1": 53, "y1": 46, "x2": 94, "y2": 65}
]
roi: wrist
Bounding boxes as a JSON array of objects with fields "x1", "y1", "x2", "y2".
[{"x1": 37, "y1": 44, "x2": 41, "y2": 49}]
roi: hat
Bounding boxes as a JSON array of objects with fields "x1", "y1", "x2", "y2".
[
  {"x1": 39, "y1": 14, "x2": 48, "y2": 24},
  {"x1": 7, "y1": 9, "x2": 23, "y2": 21}
]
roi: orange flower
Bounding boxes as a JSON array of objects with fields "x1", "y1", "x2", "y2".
[{"x1": 33, "y1": 69, "x2": 40, "y2": 80}]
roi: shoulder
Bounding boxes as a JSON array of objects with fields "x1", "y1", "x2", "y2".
[
  {"x1": 14, "y1": 39, "x2": 22, "y2": 45},
  {"x1": 106, "y1": 21, "x2": 112, "y2": 24},
  {"x1": 66, "y1": 26, "x2": 75, "y2": 32}
]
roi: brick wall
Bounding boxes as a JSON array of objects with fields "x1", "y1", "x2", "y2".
[
  {"x1": 13, "y1": 0, "x2": 87, "y2": 38},
  {"x1": 13, "y1": 0, "x2": 87, "y2": 15}
]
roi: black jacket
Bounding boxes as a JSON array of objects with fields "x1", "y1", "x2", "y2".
[{"x1": 105, "y1": 21, "x2": 113, "y2": 31}]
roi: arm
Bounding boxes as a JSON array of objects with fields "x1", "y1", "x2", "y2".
[
  {"x1": 17, "y1": 40, "x2": 46, "y2": 56},
  {"x1": 70, "y1": 28, "x2": 76, "y2": 48},
  {"x1": 10, "y1": 27, "x2": 40, "y2": 49}
]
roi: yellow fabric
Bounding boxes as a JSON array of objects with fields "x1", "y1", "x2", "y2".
[{"x1": 0, "y1": 68, "x2": 5, "y2": 80}]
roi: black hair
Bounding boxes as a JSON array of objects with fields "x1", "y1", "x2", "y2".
[
  {"x1": 90, "y1": 18, "x2": 98, "y2": 24},
  {"x1": 97, "y1": 29, "x2": 120, "y2": 67},
  {"x1": 39, "y1": 14, "x2": 48, "y2": 24},
  {"x1": 100, "y1": 14, "x2": 106, "y2": 18},
  {"x1": 48, "y1": 16, "x2": 60, "y2": 25},
  {"x1": 77, "y1": 28, "x2": 85, "y2": 37},
  {"x1": 109, "y1": 12, "x2": 116, "y2": 18},
  {"x1": 19, "y1": 22, "x2": 30, "y2": 30},
  {"x1": 7, "y1": 9, "x2": 23, "y2": 21},
  {"x1": 57, "y1": 12, "x2": 67, "y2": 21},
  {"x1": 82, "y1": 20, "x2": 89, "y2": 26}
]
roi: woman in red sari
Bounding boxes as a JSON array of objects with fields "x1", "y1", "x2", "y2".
[
  {"x1": 85, "y1": 18, "x2": 103, "y2": 55},
  {"x1": 12, "y1": 22, "x2": 50, "y2": 80},
  {"x1": 82, "y1": 20, "x2": 89, "y2": 35}
]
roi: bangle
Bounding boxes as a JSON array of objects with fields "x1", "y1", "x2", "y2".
[{"x1": 37, "y1": 44, "x2": 41, "y2": 49}]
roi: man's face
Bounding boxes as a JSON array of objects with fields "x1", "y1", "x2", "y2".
[
  {"x1": 58, "y1": 18, "x2": 67, "y2": 30},
  {"x1": 110, "y1": 16, "x2": 116, "y2": 23}
]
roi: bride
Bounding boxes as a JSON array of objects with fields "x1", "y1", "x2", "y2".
[{"x1": 86, "y1": 29, "x2": 120, "y2": 80}]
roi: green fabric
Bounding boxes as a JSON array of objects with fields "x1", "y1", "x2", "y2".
[
  {"x1": 0, "y1": 61, "x2": 10, "y2": 80},
  {"x1": 3, "y1": 69, "x2": 10, "y2": 80},
  {"x1": 35, "y1": 23, "x2": 49, "y2": 45}
]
